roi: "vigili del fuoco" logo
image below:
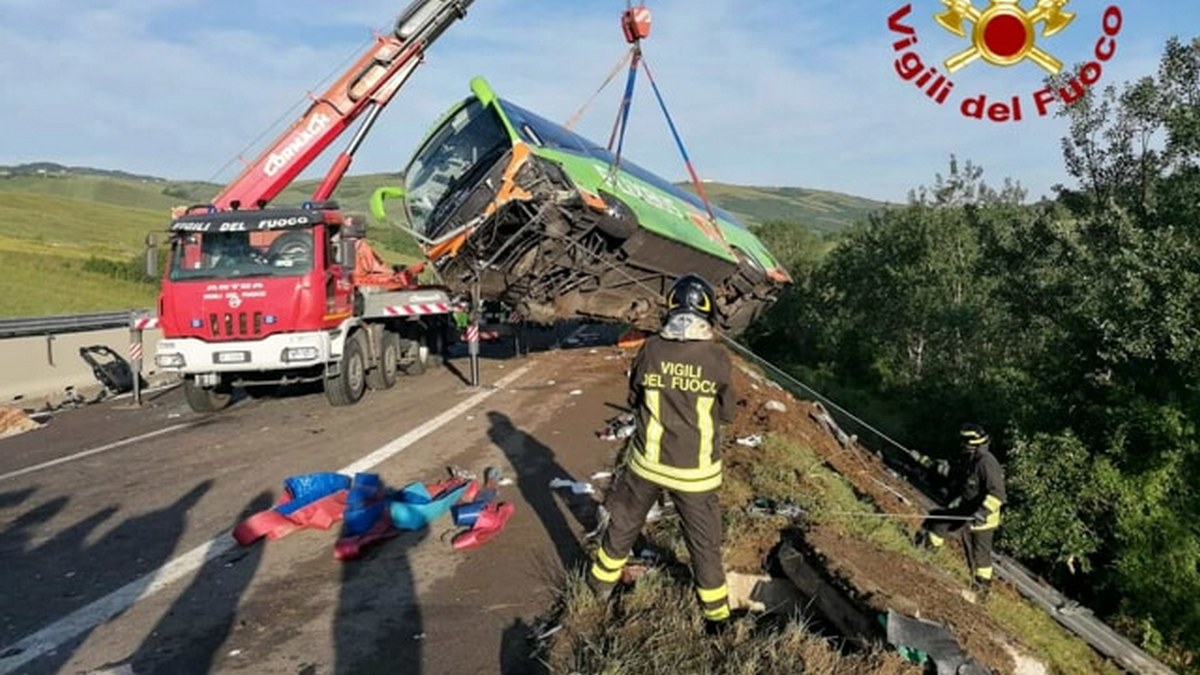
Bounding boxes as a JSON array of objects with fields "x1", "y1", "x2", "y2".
[{"x1": 888, "y1": 0, "x2": 1124, "y2": 122}]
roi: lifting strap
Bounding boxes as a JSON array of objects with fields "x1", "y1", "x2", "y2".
[
  {"x1": 572, "y1": 2, "x2": 722, "y2": 228},
  {"x1": 565, "y1": 49, "x2": 633, "y2": 131}
]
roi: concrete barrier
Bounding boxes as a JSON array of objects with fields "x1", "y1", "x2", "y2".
[{"x1": 0, "y1": 328, "x2": 163, "y2": 406}]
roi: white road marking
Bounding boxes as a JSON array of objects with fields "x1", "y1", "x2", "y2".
[
  {"x1": 0, "y1": 423, "x2": 198, "y2": 484},
  {"x1": 0, "y1": 363, "x2": 533, "y2": 674}
]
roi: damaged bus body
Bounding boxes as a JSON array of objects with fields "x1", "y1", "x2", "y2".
[{"x1": 372, "y1": 77, "x2": 791, "y2": 335}]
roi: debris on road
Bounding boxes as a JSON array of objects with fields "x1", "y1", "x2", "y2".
[
  {"x1": 451, "y1": 501, "x2": 515, "y2": 550},
  {"x1": 0, "y1": 405, "x2": 43, "y2": 440},
  {"x1": 596, "y1": 413, "x2": 635, "y2": 441},
  {"x1": 735, "y1": 434, "x2": 763, "y2": 448},
  {"x1": 234, "y1": 467, "x2": 515, "y2": 560},
  {"x1": 549, "y1": 478, "x2": 594, "y2": 495},
  {"x1": 450, "y1": 467, "x2": 515, "y2": 550},
  {"x1": 234, "y1": 473, "x2": 351, "y2": 546},
  {"x1": 335, "y1": 473, "x2": 402, "y2": 561}
]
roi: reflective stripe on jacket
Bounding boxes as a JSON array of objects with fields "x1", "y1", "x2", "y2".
[{"x1": 627, "y1": 335, "x2": 734, "y2": 493}]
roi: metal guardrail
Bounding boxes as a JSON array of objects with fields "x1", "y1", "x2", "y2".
[
  {"x1": 0, "y1": 310, "x2": 151, "y2": 339},
  {"x1": 725, "y1": 338, "x2": 1176, "y2": 675}
]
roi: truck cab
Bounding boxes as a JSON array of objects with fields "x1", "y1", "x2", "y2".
[{"x1": 155, "y1": 204, "x2": 446, "y2": 412}]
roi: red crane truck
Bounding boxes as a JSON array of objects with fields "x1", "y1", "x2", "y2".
[{"x1": 153, "y1": 0, "x2": 475, "y2": 413}]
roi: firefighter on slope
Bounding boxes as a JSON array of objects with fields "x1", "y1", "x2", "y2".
[
  {"x1": 917, "y1": 423, "x2": 1007, "y2": 600},
  {"x1": 587, "y1": 274, "x2": 735, "y2": 634}
]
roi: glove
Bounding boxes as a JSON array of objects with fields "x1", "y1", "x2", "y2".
[
  {"x1": 972, "y1": 509, "x2": 988, "y2": 525},
  {"x1": 915, "y1": 453, "x2": 951, "y2": 477}
]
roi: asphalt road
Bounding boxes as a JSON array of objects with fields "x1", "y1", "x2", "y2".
[{"x1": 0, "y1": 323, "x2": 626, "y2": 675}]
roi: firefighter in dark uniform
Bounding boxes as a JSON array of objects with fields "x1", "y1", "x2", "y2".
[
  {"x1": 587, "y1": 274, "x2": 735, "y2": 633},
  {"x1": 918, "y1": 423, "x2": 1007, "y2": 599}
]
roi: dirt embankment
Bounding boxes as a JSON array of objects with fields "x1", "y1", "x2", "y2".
[{"x1": 721, "y1": 362, "x2": 1023, "y2": 674}]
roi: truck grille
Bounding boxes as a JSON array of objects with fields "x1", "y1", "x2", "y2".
[{"x1": 208, "y1": 312, "x2": 264, "y2": 337}]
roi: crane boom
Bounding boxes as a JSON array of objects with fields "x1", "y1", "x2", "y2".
[{"x1": 212, "y1": 0, "x2": 476, "y2": 211}]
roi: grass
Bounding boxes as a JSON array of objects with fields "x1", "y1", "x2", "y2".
[
  {"x1": 543, "y1": 569, "x2": 915, "y2": 675},
  {"x1": 0, "y1": 174, "x2": 182, "y2": 211},
  {"x1": 720, "y1": 437, "x2": 915, "y2": 564},
  {"x1": 544, "y1": 430, "x2": 1119, "y2": 674},
  {"x1": 539, "y1": 435, "x2": 920, "y2": 675},
  {"x1": 0, "y1": 245, "x2": 156, "y2": 316},
  {"x1": 0, "y1": 181, "x2": 422, "y2": 316},
  {"x1": 0, "y1": 191, "x2": 166, "y2": 257},
  {"x1": 687, "y1": 183, "x2": 890, "y2": 235},
  {"x1": 731, "y1": 436, "x2": 1119, "y2": 675},
  {"x1": 988, "y1": 594, "x2": 1123, "y2": 675},
  {"x1": 0, "y1": 170, "x2": 883, "y2": 315}
]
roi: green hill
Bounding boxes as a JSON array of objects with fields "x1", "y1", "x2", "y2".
[
  {"x1": 0, "y1": 167, "x2": 885, "y2": 316},
  {"x1": 0, "y1": 170, "x2": 887, "y2": 235},
  {"x1": 690, "y1": 182, "x2": 889, "y2": 235},
  {"x1": 0, "y1": 192, "x2": 169, "y2": 316}
]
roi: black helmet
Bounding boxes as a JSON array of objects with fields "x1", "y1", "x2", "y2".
[
  {"x1": 959, "y1": 423, "x2": 990, "y2": 449},
  {"x1": 665, "y1": 274, "x2": 716, "y2": 322}
]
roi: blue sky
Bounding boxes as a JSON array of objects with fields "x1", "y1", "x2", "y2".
[{"x1": 0, "y1": 0, "x2": 1194, "y2": 202}]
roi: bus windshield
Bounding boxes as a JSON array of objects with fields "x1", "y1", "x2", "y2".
[{"x1": 403, "y1": 100, "x2": 510, "y2": 239}]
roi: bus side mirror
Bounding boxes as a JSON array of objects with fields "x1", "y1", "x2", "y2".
[
  {"x1": 369, "y1": 185, "x2": 406, "y2": 222},
  {"x1": 144, "y1": 233, "x2": 158, "y2": 279}
]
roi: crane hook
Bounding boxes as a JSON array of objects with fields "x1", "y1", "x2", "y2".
[{"x1": 621, "y1": 4, "x2": 652, "y2": 44}]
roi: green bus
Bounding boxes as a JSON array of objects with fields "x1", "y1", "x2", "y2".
[{"x1": 372, "y1": 77, "x2": 790, "y2": 334}]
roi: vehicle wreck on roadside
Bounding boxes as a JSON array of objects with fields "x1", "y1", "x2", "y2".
[{"x1": 372, "y1": 77, "x2": 791, "y2": 335}]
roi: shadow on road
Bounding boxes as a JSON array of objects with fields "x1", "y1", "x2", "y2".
[
  {"x1": 485, "y1": 411, "x2": 598, "y2": 575},
  {"x1": 499, "y1": 617, "x2": 547, "y2": 675},
  {"x1": 0, "y1": 481, "x2": 212, "y2": 673},
  {"x1": 123, "y1": 491, "x2": 271, "y2": 674},
  {"x1": 334, "y1": 528, "x2": 430, "y2": 675}
]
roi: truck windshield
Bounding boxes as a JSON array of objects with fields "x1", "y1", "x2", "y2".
[
  {"x1": 169, "y1": 229, "x2": 315, "y2": 281},
  {"x1": 403, "y1": 99, "x2": 510, "y2": 239}
]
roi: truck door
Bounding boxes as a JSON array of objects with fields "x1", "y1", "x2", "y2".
[{"x1": 323, "y1": 224, "x2": 355, "y2": 320}]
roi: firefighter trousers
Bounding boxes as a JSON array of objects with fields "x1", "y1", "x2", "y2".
[
  {"x1": 588, "y1": 470, "x2": 730, "y2": 622},
  {"x1": 922, "y1": 509, "x2": 996, "y2": 583}
]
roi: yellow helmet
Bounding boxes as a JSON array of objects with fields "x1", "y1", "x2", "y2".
[{"x1": 959, "y1": 423, "x2": 990, "y2": 447}]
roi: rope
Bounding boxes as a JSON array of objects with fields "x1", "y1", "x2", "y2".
[
  {"x1": 607, "y1": 47, "x2": 643, "y2": 173},
  {"x1": 639, "y1": 58, "x2": 719, "y2": 226},
  {"x1": 564, "y1": 49, "x2": 634, "y2": 131},
  {"x1": 536, "y1": 225, "x2": 924, "y2": 471}
]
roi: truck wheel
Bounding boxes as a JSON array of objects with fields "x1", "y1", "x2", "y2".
[
  {"x1": 425, "y1": 318, "x2": 449, "y2": 369},
  {"x1": 183, "y1": 376, "x2": 232, "y2": 413},
  {"x1": 401, "y1": 338, "x2": 429, "y2": 376},
  {"x1": 326, "y1": 333, "x2": 367, "y2": 406},
  {"x1": 367, "y1": 332, "x2": 400, "y2": 390}
]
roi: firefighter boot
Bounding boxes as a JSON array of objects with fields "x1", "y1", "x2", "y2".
[
  {"x1": 914, "y1": 529, "x2": 944, "y2": 551},
  {"x1": 969, "y1": 578, "x2": 992, "y2": 603},
  {"x1": 586, "y1": 576, "x2": 615, "y2": 604},
  {"x1": 704, "y1": 618, "x2": 730, "y2": 638}
]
